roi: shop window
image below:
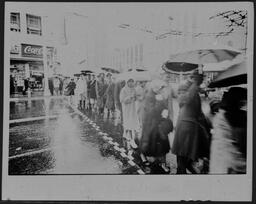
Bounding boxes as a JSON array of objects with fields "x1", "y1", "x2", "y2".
[
  {"x1": 26, "y1": 14, "x2": 42, "y2": 36},
  {"x1": 10, "y1": 12, "x2": 20, "y2": 32}
]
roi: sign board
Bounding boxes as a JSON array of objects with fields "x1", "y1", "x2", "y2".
[{"x1": 21, "y1": 44, "x2": 43, "y2": 58}]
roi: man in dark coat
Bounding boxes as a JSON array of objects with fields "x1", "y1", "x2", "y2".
[
  {"x1": 172, "y1": 70, "x2": 210, "y2": 174},
  {"x1": 48, "y1": 78, "x2": 54, "y2": 96}
]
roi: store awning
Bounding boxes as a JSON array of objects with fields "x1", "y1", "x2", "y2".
[{"x1": 11, "y1": 57, "x2": 43, "y2": 63}]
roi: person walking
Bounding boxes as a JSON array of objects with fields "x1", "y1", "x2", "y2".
[
  {"x1": 89, "y1": 74, "x2": 97, "y2": 111},
  {"x1": 75, "y1": 75, "x2": 86, "y2": 109},
  {"x1": 96, "y1": 73, "x2": 107, "y2": 115},
  {"x1": 114, "y1": 80, "x2": 126, "y2": 121},
  {"x1": 120, "y1": 78, "x2": 140, "y2": 153},
  {"x1": 53, "y1": 77, "x2": 60, "y2": 96},
  {"x1": 105, "y1": 73, "x2": 115, "y2": 118},
  {"x1": 48, "y1": 77, "x2": 54, "y2": 96},
  {"x1": 66, "y1": 78, "x2": 76, "y2": 104},
  {"x1": 172, "y1": 70, "x2": 211, "y2": 174},
  {"x1": 139, "y1": 79, "x2": 173, "y2": 173},
  {"x1": 59, "y1": 78, "x2": 64, "y2": 96}
]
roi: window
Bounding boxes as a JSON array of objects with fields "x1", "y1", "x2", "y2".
[
  {"x1": 26, "y1": 14, "x2": 42, "y2": 35},
  {"x1": 10, "y1": 13, "x2": 20, "y2": 32}
]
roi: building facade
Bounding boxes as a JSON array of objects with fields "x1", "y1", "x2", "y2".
[{"x1": 9, "y1": 10, "x2": 59, "y2": 96}]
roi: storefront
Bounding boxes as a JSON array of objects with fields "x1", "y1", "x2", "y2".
[{"x1": 10, "y1": 43, "x2": 45, "y2": 95}]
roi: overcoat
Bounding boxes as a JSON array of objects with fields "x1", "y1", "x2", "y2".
[
  {"x1": 120, "y1": 84, "x2": 139, "y2": 130},
  {"x1": 139, "y1": 89, "x2": 172, "y2": 157},
  {"x1": 172, "y1": 80, "x2": 210, "y2": 161}
]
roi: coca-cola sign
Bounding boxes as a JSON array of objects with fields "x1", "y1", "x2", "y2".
[{"x1": 21, "y1": 44, "x2": 43, "y2": 58}]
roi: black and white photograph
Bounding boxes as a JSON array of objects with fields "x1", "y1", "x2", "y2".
[{"x1": 1, "y1": 1, "x2": 254, "y2": 201}]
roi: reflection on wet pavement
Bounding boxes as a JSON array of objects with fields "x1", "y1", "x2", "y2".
[{"x1": 9, "y1": 97, "x2": 140, "y2": 175}]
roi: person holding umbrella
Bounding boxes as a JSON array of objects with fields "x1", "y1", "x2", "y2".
[
  {"x1": 65, "y1": 78, "x2": 76, "y2": 104},
  {"x1": 172, "y1": 70, "x2": 211, "y2": 174}
]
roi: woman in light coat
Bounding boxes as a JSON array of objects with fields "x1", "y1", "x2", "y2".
[{"x1": 120, "y1": 78, "x2": 140, "y2": 151}]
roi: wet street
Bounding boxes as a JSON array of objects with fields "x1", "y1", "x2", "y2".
[
  {"x1": 9, "y1": 96, "x2": 210, "y2": 175},
  {"x1": 9, "y1": 97, "x2": 145, "y2": 175}
]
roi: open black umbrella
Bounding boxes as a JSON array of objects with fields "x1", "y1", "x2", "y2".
[
  {"x1": 162, "y1": 61, "x2": 198, "y2": 73},
  {"x1": 101, "y1": 67, "x2": 120, "y2": 74},
  {"x1": 208, "y1": 61, "x2": 247, "y2": 88}
]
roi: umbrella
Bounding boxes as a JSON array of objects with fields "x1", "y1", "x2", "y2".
[
  {"x1": 162, "y1": 61, "x2": 198, "y2": 73},
  {"x1": 127, "y1": 68, "x2": 146, "y2": 72},
  {"x1": 74, "y1": 73, "x2": 82, "y2": 77},
  {"x1": 169, "y1": 44, "x2": 241, "y2": 65},
  {"x1": 81, "y1": 70, "x2": 94, "y2": 76},
  {"x1": 116, "y1": 69, "x2": 152, "y2": 82},
  {"x1": 208, "y1": 61, "x2": 247, "y2": 88},
  {"x1": 101, "y1": 67, "x2": 120, "y2": 74}
]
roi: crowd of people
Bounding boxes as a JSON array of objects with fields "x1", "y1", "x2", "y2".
[{"x1": 61, "y1": 70, "x2": 247, "y2": 174}]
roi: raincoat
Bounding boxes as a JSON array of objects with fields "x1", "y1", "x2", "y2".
[
  {"x1": 172, "y1": 80, "x2": 210, "y2": 161},
  {"x1": 119, "y1": 82, "x2": 139, "y2": 130}
]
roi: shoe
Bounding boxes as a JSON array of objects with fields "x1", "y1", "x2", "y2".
[
  {"x1": 129, "y1": 140, "x2": 138, "y2": 149},
  {"x1": 161, "y1": 164, "x2": 170, "y2": 173}
]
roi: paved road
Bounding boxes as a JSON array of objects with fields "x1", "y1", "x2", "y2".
[{"x1": 9, "y1": 96, "x2": 210, "y2": 175}]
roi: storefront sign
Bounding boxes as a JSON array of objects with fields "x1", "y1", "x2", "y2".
[
  {"x1": 21, "y1": 44, "x2": 43, "y2": 58},
  {"x1": 10, "y1": 45, "x2": 20, "y2": 54}
]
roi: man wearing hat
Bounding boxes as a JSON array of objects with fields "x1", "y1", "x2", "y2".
[{"x1": 172, "y1": 69, "x2": 211, "y2": 174}]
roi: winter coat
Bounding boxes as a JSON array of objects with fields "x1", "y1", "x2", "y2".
[
  {"x1": 120, "y1": 84, "x2": 139, "y2": 130},
  {"x1": 105, "y1": 82, "x2": 115, "y2": 110},
  {"x1": 140, "y1": 89, "x2": 173, "y2": 157},
  {"x1": 172, "y1": 80, "x2": 211, "y2": 161}
]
